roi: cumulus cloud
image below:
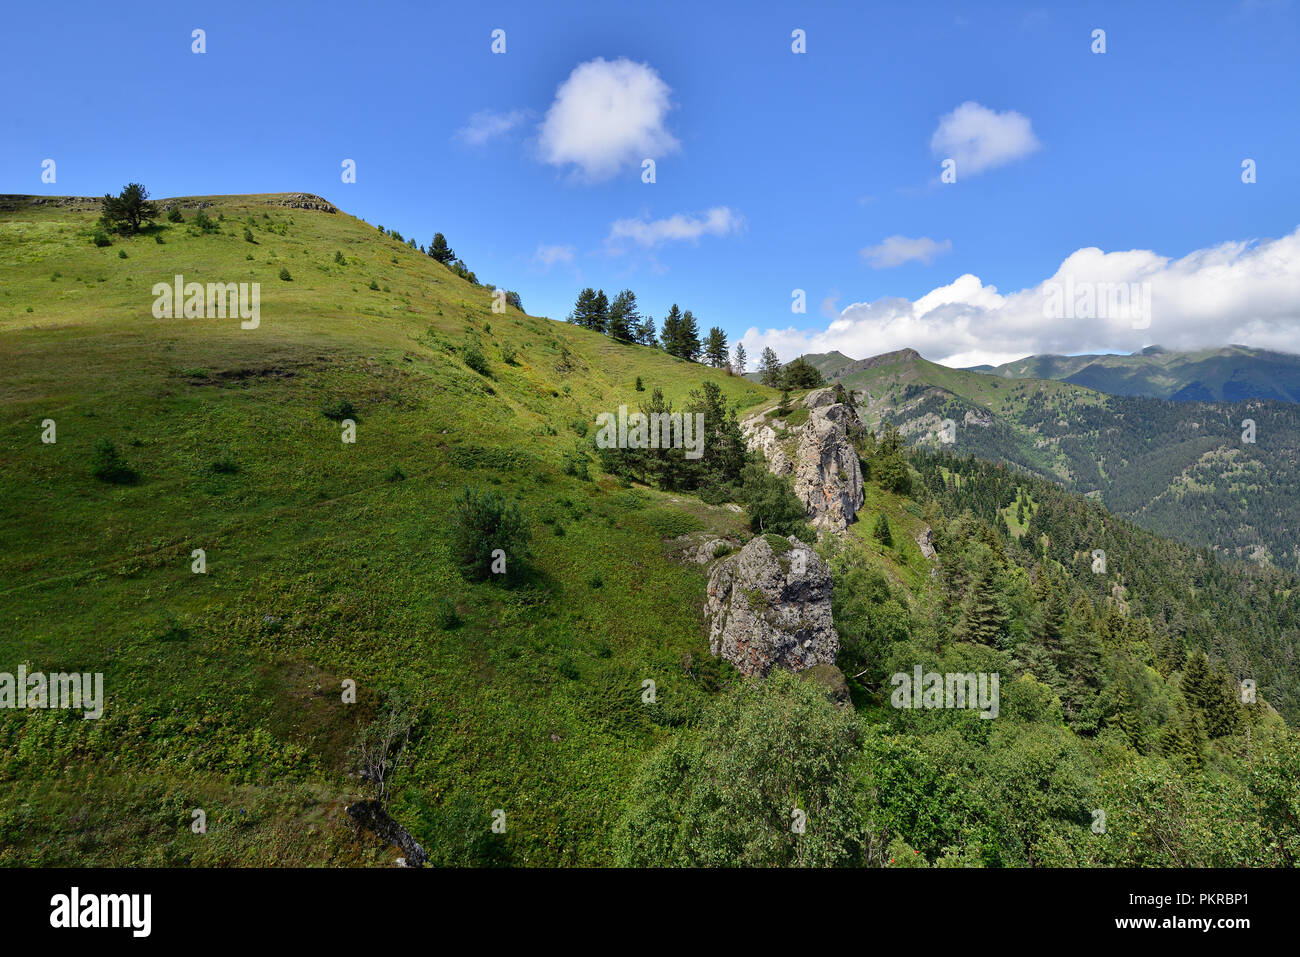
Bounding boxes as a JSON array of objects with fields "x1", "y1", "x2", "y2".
[
  {"x1": 533, "y1": 244, "x2": 576, "y2": 270},
  {"x1": 739, "y1": 227, "x2": 1300, "y2": 368},
  {"x1": 455, "y1": 109, "x2": 528, "y2": 146},
  {"x1": 607, "y1": 207, "x2": 743, "y2": 249},
  {"x1": 538, "y1": 58, "x2": 680, "y2": 182},
  {"x1": 930, "y1": 101, "x2": 1041, "y2": 176},
  {"x1": 861, "y1": 235, "x2": 953, "y2": 268}
]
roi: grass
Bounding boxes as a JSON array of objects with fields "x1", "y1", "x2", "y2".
[{"x1": 0, "y1": 192, "x2": 770, "y2": 865}]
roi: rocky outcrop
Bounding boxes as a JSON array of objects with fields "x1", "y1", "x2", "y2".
[
  {"x1": 346, "y1": 800, "x2": 428, "y2": 867},
  {"x1": 705, "y1": 534, "x2": 839, "y2": 676},
  {"x1": 741, "y1": 388, "x2": 864, "y2": 533},
  {"x1": 916, "y1": 525, "x2": 936, "y2": 559}
]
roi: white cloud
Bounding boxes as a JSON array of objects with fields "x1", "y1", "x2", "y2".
[
  {"x1": 739, "y1": 227, "x2": 1300, "y2": 368},
  {"x1": 930, "y1": 101, "x2": 1041, "y2": 176},
  {"x1": 607, "y1": 207, "x2": 743, "y2": 249},
  {"x1": 533, "y1": 244, "x2": 575, "y2": 270},
  {"x1": 538, "y1": 58, "x2": 680, "y2": 182},
  {"x1": 861, "y1": 235, "x2": 952, "y2": 268},
  {"x1": 455, "y1": 109, "x2": 527, "y2": 146}
]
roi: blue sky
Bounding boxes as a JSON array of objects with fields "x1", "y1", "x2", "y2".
[{"x1": 3, "y1": 0, "x2": 1298, "y2": 366}]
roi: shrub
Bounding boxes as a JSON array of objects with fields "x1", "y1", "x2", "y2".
[
  {"x1": 90, "y1": 438, "x2": 138, "y2": 484},
  {"x1": 91, "y1": 230, "x2": 111, "y2": 247},
  {"x1": 614, "y1": 671, "x2": 865, "y2": 866},
  {"x1": 244, "y1": 227, "x2": 256, "y2": 243},
  {"x1": 449, "y1": 486, "x2": 530, "y2": 582},
  {"x1": 117, "y1": 249, "x2": 128, "y2": 259},
  {"x1": 635, "y1": 376, "x2": 644, "y2": 391},
  {"x1": 211, "y1": 454, "x2": 239, "y2": 475},
  {"x1": 155, "y1": 234, "x2": 165, "y2": 244},
  {"x1": 368, "y1": 279, "x2": 379, "y2": 291},
  {"x1": 435, "y1": 597, "x2": 460, "y2": 630},
  {"x1": 167, "y1": 208, "x2": 184, "y2": 223},
  {"x1": 321, "y1": 399, "x2": 356, "y2": 421},
  {"x1": 872, "y1": 512, "x2": 893, "y2": 546},
  {"x1": 384, "y1": 464, "x2": 406, "y2": 482},
  {"x1": 461, "y1": 341, "x2": 489, "y2": 376},
  {"x1": 333, "y1": 250, "x2": 345, "y2": 265},
  {"x1": 741, "y1": 463, "x2": 813, "y2": 541},
  {"x1": 500, "y1": 343, "x2": 517, "y2": 365},
  {"x1": 278, "y1": 267, "x2": 292, "y2": 281},
  {"x1": 193, "y1": 209, "x2": 218, "y2": 232}
]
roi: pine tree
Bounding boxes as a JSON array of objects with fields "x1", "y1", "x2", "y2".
[
  {"x1": 636, "y1": 314, "x2": 658, "y2": 347},
  {"x1": 872, "y1": 513, "x2": 893, "y2": 546},
  {"x1": 660, "y1": 305, "x2": 683, "y2": 356},
  {"x1": 568, "y1": 288, "x2": 598, "y2": 327},
  {"x1": 732, "y1": 342, "x2": 748, "y2": 376},
  {"x1": 591, "y1": 290, "x2": 610, "y2": 335},
  {"x1": 677, "y1": 310, "x2": 702, "y2": 362},
  {"x1": 607, "y1": 289, "x2": 639, "y2": 341},
  {"x1": 954, "y1": 556, "x2": 1006, "y2": 646},
  {"x1": 704, "y1": 327, "x2": 729, "y2": 368},
  {"x1": 100, "y1": 183, "x2": 158, "y2": 234},
  {"x1": 759, "y1": 347, "x2": 782, "y2": 387},
  {"x1": 429, "y1": 232, "x2": 455, "y2": 265}
]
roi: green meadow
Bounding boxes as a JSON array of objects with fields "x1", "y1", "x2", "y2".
[{"x1": 0, "y1": 194, "x2": 767, "y2": 865}]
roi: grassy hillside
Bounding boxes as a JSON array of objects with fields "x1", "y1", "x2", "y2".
[
  {"x1": 0, "y1": 192, "x2": 769, "y2": 865},
  {"x1": 4, "y1": 195, "x2": 1298, "y2": 869}
]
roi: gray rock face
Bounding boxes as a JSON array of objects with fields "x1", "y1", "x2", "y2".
[
  {"x1": 916, "y1": 525, "x2": 936, "y2": 559},
  {"x1": 741, "y1": 389, "x2": 865, "y2": 533},
  {"x1": 705, "y1": 534, "x2": 839, "y2": 676}
]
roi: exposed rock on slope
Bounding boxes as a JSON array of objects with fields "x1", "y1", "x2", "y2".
[
  {"x1": 705, "y1": 534, "x2": 839, "y2": 676},
  {"x1": 741, "y1": 388, "x2": 864, "y2": 532}
]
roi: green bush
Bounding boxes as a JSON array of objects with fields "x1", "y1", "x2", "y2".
[
  {"x1": 614, "y1": 671, "x2": 865, "y2": 866},
  {"x1": 461, "y1": 341, "x2": 489, "y2": 376},
  {"x1": 278, "y1": 267, "x2": 292, "y2": 281},
  {"x1": 167, "y1": 208, "x2": 183, "y2": 223},
  {"x1": 449, "y1": 486, "x2": 530, "y2": 582},
  {"x1": 91, "y1": 230, "x2": 111, "y2": 247},
  {"x1": 741, "y1": 463, "x2": 813, "y2": 541},
  {"x1": 321, "y1": 399, "x2": 356, "y2": 421},
  {"x1": 434, "y1": 597, "x2": 460, "y2": 630},
  {"x1": 90, "y1": 438, "x2": 138, "y2": 484}
]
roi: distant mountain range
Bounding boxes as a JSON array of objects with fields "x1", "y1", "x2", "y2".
[
  {"x1": 964, "y1": 345, "x2": 1300, "y2": 403},
  {"x1": 790, "y1": 347, "x2": 1300, "y2": 571}
]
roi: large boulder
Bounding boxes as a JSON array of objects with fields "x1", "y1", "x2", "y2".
[
  {"x1": 705, "y1": 534, "x2": 839, "y2": 676},
  {"x1": 740, "y1": 390, "x2": 864, "y2": 533}
]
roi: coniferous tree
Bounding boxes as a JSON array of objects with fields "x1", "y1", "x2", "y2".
[
  {"x1": 636, "y1": 313, "x2": 658, "y2": 347},
  {"x1": 732, "y1": 342, "x2": 748, "y2": 376},
  {"x1": 591, "y1": 289, "x2": 610, "y2": 335},
  {"x1": 704, "y1": 327, "x2": 729, "y2": 368},
  {"x1": 677, "y1": 310, "x2": 702, "y2": 362},
  {"x1": 759, "y1": 347, "x2": 783, "y2": 387},
  {"x1": 660, "y1": 305, "x2": 683, "y2": 356},
  {"x1": 608, "y1": 289, "x2": 639, "y2": 341},
  {"x1": 429, "y1": 232, "x2": 456, "y2": 265},
  {"x1": 954, "y1": 554, "x2": 1006, "y2": 646},
  {"x1": 100, "y1": 183, "x2": 158, "y2": 234},
  {"x1": 568, "y1": 288, "x2": 598, "y2": 327},
  {"x1": 872, "y1": 513, "x2": 893, "y2": 546}
]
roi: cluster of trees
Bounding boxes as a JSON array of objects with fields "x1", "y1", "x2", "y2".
[
  {"x1": 757, "y1": 347, "x2": 825, "y2": 390},
  {"x1": 566, "y1": 289, "x2": 738, "y2": 371}
]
